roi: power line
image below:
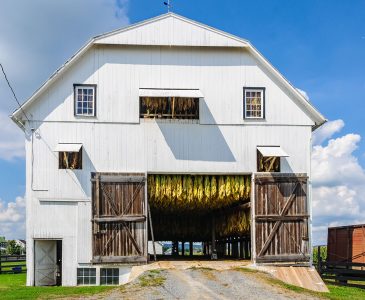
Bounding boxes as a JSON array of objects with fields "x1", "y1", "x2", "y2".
[
  {"x1": 0, "y1": 64, "x2": 86, "y2": 196},
  {"x1": 0, "y1": 63, "x2": 30, "y2": 122}
]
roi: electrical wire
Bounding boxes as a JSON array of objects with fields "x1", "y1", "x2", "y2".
[
  {"x1": 0, "y1": 62, "x2": 30, "y2": 122},
  {"x1": 0, "y1": 64, "x2": 87, "y2": 197}
]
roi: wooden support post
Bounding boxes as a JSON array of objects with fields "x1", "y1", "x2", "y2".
[
  {"x1": 182, "y1": 241, "x2": 185, "y2": 256},
  {"x1": 317, "y1": 245, "x2": 321, "y2": 273},
  {"x1": 94, "y1": 174, "x2": 100, "y2": 235},
  {"x1": 190, "y1": 241, "x2": 193, "y2": 256},
  {"x1": 240, "y1": 239, "x2": 244, "y2": 259},
  {"x1": 172, "y1": 241, "x2": 178, "y2": 256},
  {"x1": 244, "y1": 239, "x2": 249, "y2": 259},
  {"x1": 147, "y1": 202, "x2": 156, "y2": 261},
  {"x1": 203, "y1": 242, "x2": 206, "y2": 256},
  {"x1": 211, "y1": 215, "x2": 217, "y2": 260},
  {"x1": 235, "y1": 240, "x2": 239, "y2": 258}
]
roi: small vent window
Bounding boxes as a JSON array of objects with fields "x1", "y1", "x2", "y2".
[
  {"x1": 257, "y1": 150, "x2": 280, "y2": 172},
  {"x1": 140, "y1": 97, "x2": 199, "y2": 119},
  {"x1": 59, "y1": 150, "x2": 82, "y2": 170},
  {"x1": 77, "y1": 268, "x2": 96, "y2": 285},
  {"x1": 100, "y1": 268, "x2": 119, "y2": 285}
]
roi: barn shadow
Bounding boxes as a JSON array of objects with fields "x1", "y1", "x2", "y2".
[
  {"x1": 73, "y1": 148, "x2": 95, "y2": 198},
  {"x1": 156, "y1": 99, "x2": 236, "y2": 162}
]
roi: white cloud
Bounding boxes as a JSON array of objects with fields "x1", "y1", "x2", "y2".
[
  {"x1": 0, "y1": 1, "x2": 130, "y2": 160},
  {"x1": 0, "y1": 196, "x2": 25, "y2": 239},
  {"x1": 312, "y1": 133, "x2": 365, "y2": 186},
  {"x1": 0, "y1": 0, "x2": 130, "y2": 112},
  {"x1": 312, "y1": 123, "x2": 365, "y2": 245},
  {"x1": 312, "y1": 119, "x2": 345, "y2": 145}
]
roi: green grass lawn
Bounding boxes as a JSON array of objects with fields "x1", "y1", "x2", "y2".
[
  {"x1": 0, "y1": 273, "x2": 114, "y2": 300},
  {"x1": 323, "y1": 280, "x2": 365, "y2": 300}
]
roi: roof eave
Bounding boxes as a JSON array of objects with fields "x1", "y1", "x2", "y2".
[{"x1": 246, "y1": 43, "x2": 326, "y2": 128}]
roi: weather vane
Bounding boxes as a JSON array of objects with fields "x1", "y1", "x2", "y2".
[{"x1": 163, "y1": 0, "x2": 172, "y2": 12}]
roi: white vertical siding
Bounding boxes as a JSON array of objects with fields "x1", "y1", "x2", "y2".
[
  {"x1": 26, "y1": 46, "x2": 314, "y2": 127},
  {"x1": 29, "y1": 121, "x2": 311, "y2": 202},
  {"x1": 77, "y1": 202, "x2": 92, "y2": 264},
  {"x1": 94, "y1": 15, "x2": 247, "y2": 47},
  {"x1": 23, "y1": 35, "x2": 316, "y2": 286}
]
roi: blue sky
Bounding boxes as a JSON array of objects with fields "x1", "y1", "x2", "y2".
[{"x1": 0, "y1": 0, "x2": 364, "y2": 243}]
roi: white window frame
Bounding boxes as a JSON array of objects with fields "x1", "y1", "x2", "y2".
[
  {"x1": 74, "y1": 85, "x2": 96, "y2": 117},
  {"x1": 244, "y1": 88, "x2": 265, "y2": 119},
  {"x1": 77, "y1": 268, "x2": 96, "y2": 285},
  {"x1": 100, "y1": 268, "x2": 119, "y2": 285}
]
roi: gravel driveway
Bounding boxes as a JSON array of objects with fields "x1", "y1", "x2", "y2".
[{"x1": 87, "y1": 268, "x2": 320, "y2": 300}]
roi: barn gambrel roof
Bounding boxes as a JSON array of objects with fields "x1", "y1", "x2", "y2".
[{"x1": 11, "y1": 13, "x2": 326, "y2": 127}]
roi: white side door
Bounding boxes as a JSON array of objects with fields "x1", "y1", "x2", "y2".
[{"x1": 34, "y1": 240, "x2": 57, "y2": 286}]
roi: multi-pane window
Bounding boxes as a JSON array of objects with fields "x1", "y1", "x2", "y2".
[
  {"x1": 74, "y1": 85, "x2": 96, "y2": 116},
  {"x1": 100, "y1": 268, "x2": 119, "y2": 285},
  {"x1": 140, "y1": 97, "x2": 199, "y2": 119},
  {"x1": 244, "y1": 88, "x2": 265, "y2": 119},
  {"x1": 77, "y1": 268, "x2": 96, "y2": 285}
]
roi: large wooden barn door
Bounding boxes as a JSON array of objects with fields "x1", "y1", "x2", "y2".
[
  {"x1": 254, "y1": 174, "x2": 310, "y2": 263},
  {"x1": 91, "y1": 173, "x2": 147, "y2": 263}
]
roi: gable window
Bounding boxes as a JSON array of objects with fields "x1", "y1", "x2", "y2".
[
  {"x1": 100, "y1": 268, "x2": 119, "y2": 285},
  {"x1": 74, "y1": 84, "x2": 96, "y2": 116},
  {"x1": 55, "y1": 143, "x2": 83, "y2": 170},
  {"x1": 244, "y1": 88, "x2": 265, "y2": 119}
]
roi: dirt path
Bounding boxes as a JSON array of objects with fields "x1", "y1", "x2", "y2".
[{"x1": 85, "y1": 268, "x2": 320, "y2": 300}]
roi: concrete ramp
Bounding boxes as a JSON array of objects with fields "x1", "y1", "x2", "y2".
[
  {"x1": 127, "y1": 260, "x2": 250, "y2": 283},
  {"x1": 257, "y1": 265, "x2": 329, "y2": 293},
  {"x1": 125, "y1": 261, "x2": 329, "y2": 293}
]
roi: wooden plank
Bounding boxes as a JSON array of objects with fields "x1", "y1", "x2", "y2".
[
  {"x1": 92, "y1": 175, "x2": 146, "y2": 183},
  {"x1": 255, "y1": 215, "x2": 309, "y2": 221},
  {"x1": 322, "y1": 268, "x2": 365, "y2": 276},
  {"x1": 330, "y1": 275, "x2": 365, "y2": 282},
  {"x1": 324, "y1": 261, "x2": 365, "y2": 267},
  {"x1": 91, "y1": 255, "x2": 147, "y2": 264},
  {"x1": 147, "y1": 202, "x2": 157, "y2": 261},
  {"x1": 94, "y1": 215, "x2": 146, "y2": 222},
  {"x1": 256, "y1": 254, "x2": 310, "y2": 263},
  {"x1": 257, "y1": 182, "x2": 299, "y2": 257}
]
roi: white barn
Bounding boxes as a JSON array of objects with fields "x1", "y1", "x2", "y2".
[{"x1": 11, "y1": 13, "x2": 325, "y2": 286}]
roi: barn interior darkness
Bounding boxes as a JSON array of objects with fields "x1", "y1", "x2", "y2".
[{"x1": 148, "y1": 174, "x2": 252, "y2": 259}]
